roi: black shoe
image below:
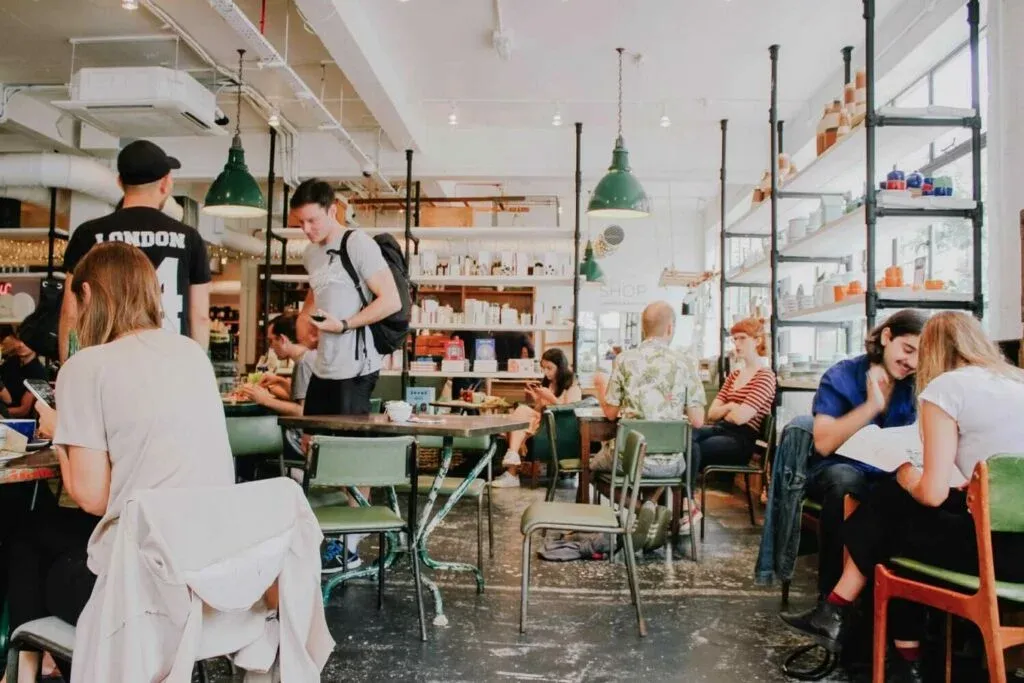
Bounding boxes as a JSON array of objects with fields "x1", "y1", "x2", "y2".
[
  {"x1": 888, "y1": 657, "x2": 924, "y2": 683},
  {"x1": 779, "y1": 598, "x2": 847, "y2": 653}
]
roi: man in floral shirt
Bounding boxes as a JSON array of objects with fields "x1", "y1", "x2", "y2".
[{"x1": 592, "y1": 301, "x2": 706, "y2": 477}]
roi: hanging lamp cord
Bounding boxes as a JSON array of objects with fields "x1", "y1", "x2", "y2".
[
  {"x1": 235, "y1": 49, "x2": 245, "y2": 137},
  {"x1": 616, "y1": 47, "x2": 624, "y2": 138}
]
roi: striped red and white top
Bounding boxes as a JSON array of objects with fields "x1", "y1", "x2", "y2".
[{"x1": 718, "y1": 367, "x2": 776, "y2": 433}]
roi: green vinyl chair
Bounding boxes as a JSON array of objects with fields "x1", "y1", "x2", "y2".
[
  {"x1": 306, "y1": 435, "x2": 427, "y2": 641},
  {"x1": 226, "y1": 415, "x2": 286, "y2": 480},
  {"x1": 520, "y1": 430, "x2": 649, "y2": 637},
  {"x1": 539, "y1": 410, "x2": 586, "y2": 502},
  {"x1": 395, "y1": 435, "x2": 495, "y2": 571},
  {"x1": 699, "y1": 413, "x2": 776, "y2": 542},
  {"x1": 596, "y1": 419, "x2": 697, "y2": 562}
]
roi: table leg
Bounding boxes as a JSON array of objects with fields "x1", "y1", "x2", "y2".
[
  {"x1": 579, "y1": 421, "x2": 592, "y2": 504},
  {"x1": 414, "y1": 437, "x2": 497, "y2": 625}
]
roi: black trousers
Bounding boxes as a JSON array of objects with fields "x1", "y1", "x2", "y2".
[
  {"x1": 7, "y1": 506, "x2": 100, "y2": 634},
  {"x1": 690, "y1": 422, "x2": 758, "y2": 474},
  {"x1": 304, "y1": 372, "x2": 379, "y2": 416},
  {"x1": 0, "y1": 483, "x2": 57, "y2": 614},
  {"x1": 807, "y1": 460, "x2": 885, "y2": 595},
  {"x1": 842, "y1": 477, "x2": 1024, "y2": 641}
]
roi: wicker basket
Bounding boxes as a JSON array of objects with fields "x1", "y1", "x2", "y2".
[{"x1": 417, "y1": 446, "x2": 469, "y2": 472}]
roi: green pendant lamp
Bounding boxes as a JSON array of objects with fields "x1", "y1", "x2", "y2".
[
  {"x1": 203, "y1": 49, "x2": 267, "y2": 219},
  {"x1": 587, "y1": 48, "x2": 650, "y2": 219},
  {"x1": 579, "y1": 240, "x2": 604, "y2": 283}
]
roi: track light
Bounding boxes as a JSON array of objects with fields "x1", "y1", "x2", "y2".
[
  {"x1": 122, "y1": 0, "x2": 139, "y2": 8},
  {"x1": 268, "y1": 109, "x2": 280, "y2": 128},
  {"x1": 552, "y1": 109, "x2": 563, "y2": 127},
  {"x1": 660, "y1": 114, "x2": 671, "y2": 128}
]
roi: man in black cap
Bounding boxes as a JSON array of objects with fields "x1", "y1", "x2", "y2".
[{"x1": 58, "y1": 140, "x2": 212, "y2": 361}]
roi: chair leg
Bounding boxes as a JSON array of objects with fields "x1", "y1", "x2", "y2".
[
  {"x1": 699, "y1": 472, "x2": 708, "y2": 542},
  {"x1": 744, "y1": 473, "x2": 756, "y2": 526},
  {"x1": 671, "y1": 486, "x2": 682, "y2": 544},
  {"x1": 872, "y1": 574, "x2": 890, "y2": 683},
  {"x1": 378, "y1": 532, "x2": 386, "y2": 611},
  {"x1": 5, "y1": 643, "x2": 18, "y2": 681},
  {"x1": 410, "y1": 535, "x2": 427, "y2": 642},
  {"x1": 982, "y1": 628, "x2": 1007, "y2": 683},
  {"x1": 545, "y1": 464, "x2": 557, "y2": 503},
  {"x1": 781, "y1": 580, "x2": 791, "y2": 608},
  {"x1": 487, "y1": 470, "x2": 495, "y2": 559},
  {"x1": 520, "y1": 532, "x2": 532, "y2": 634},
  {"x1": 622, "y1": 530, "x2": 647, "y2": 637},
  {"x1": 663, "y1": 488, "x2": 672, "y2": 568},
  {"x1": 477, "y1": 493, "x2": 484, "y2": 570},
  {"x1": 685, "y1": 483, "x2": 698, "y2": 562}
]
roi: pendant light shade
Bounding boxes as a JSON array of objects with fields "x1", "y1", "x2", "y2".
[
  {"x1": 587, "y1": 48, "x2": 649, "y2": 219},
  {"x1": 203, "y1": 134, "x2": 266, "y2": 218},
  {"x1": 579, "y1": 240, "x2": 604, "y2": 283},
  {"x1": 203, "y1": 49, "x2": 266, "y2": 218}
]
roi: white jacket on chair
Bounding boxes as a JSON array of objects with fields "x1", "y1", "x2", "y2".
[{"x1": 72, "y1": 478, "x2": 334, "y2": 683}]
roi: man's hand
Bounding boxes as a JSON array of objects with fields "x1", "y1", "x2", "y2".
[
  {"x1": 239, "y1": 384, "x2": 274, "y2": 407},
  {"x1": 259, "y1": 374, "x2": 287, "y2": 389},
  {"x1": 35, "y1": 400, "x2": 56, "y2": 440},
  {"x1": 896, "y1": 462, "x2": 923, "y2": 492},
  {"x1": 865, "y1": 364, "x2": 892, "y2": 415},
  {"x1": 592, "y1": 372, "x2": 609, "y2": 396},
  {"x1": 309, "y1": 309, "x2": 345, "y2": 334}
]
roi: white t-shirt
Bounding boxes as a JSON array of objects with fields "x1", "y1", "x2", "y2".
[
  {"x1": 918, "y1": 365, "x2": 1024, "y2": 482},
  {"x1": 55, "y1": 329, "x2": 235, "y2": 576}
]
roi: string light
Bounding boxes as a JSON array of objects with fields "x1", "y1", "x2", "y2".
[{"x1": 0, "y1": 239, "x2": 66, "y2": 266}]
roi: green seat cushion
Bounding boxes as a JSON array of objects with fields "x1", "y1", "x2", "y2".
[
  {"x1": 557, "y1": 459, "x2": 583, "y2": 472},
  {"x1": 315, "y1": 505, "x2": 405, "y2": 533},
  {"x1": 889, "y1": 557, "x2": 1024, "y2": 603},
  {"x1": 802, "y1": 499, "x2": 823, "y2": 514},
  {"x1": 595, "y1": 472, "x2": 683, "y2": 487},
  {"x1": 395, "y1": 476, "x2": 485, "y2": 498},
  {"x1": 416, "y1": 436, "x2": 491, "y2": 451},
  {"x1": 521, "y1": 501, "x2": 618, "y2": 534}
]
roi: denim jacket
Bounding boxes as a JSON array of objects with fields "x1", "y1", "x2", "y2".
[{"x1": 754, "y1": 415, "x2": 815, "y2": 586}]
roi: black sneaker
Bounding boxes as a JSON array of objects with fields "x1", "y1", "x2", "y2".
[
  {"x1": 779, "y1": 598, "x2": 847, "y2": 653},
  {"x1": 321, "y1": 540, "x2": 362, "y2": 574}
]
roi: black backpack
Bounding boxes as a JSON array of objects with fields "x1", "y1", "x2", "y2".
[
  {"x1": 17, "y1": 277, "x2": 63, "y2": 360},
  {"x1": 337, "y1": 230, "x2": 411, "y2": 356}
]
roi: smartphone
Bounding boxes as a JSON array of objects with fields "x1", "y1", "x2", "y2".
[
  {"x1": 23, "y1": 379, "x2": 55, "y2": 409},
  {"x1": 311, "y1": 313, "x2": 326, "y2": 323}
]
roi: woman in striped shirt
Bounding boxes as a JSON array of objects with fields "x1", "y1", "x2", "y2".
[{"x1": 686, "y1": 318, "x2": 776, "y2": 530}]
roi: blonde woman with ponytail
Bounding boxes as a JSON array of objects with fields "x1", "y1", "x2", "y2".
[{"x1": 782, "y1": 312, "x2": 1024, "y2": 679}]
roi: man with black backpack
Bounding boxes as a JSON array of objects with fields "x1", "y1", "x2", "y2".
[{"x1": 292, "y1": 179, "x2": 405, "y2": 417}]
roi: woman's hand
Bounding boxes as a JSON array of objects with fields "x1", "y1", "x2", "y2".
[
  {"x1": 896, "y1": 462, "x2": 923, "y2": 492},
  {"x1": 309, "y1": 309, "x2": 345, "y2": 334},
  {"x1": 35, "y1": 401, "x2": 56, "y2": 440},
  {"x1": 239, "y1": 384, "x2": 274, "y2": 406},
  {"x1": 592, "y1": 372, "x2": 609, "y2": 397},
  {"x1": 533, "y1": 386, "x2": 558, "y2": 407}
]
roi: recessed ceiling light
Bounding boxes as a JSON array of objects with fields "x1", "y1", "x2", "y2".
[
  {"x1": 660, "y1": 114, "x2": 671, "y2": 128},
  {"x1": 448, "y1": 103, "x2": 458, "y2": 126},
  {"x1": 122, "y1": 0, "x2": 139, "y2": 8}
]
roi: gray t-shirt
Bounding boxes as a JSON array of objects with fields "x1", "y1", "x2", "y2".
[
  {"x1": 303, "y1": 230, "x2": 388, "y2": 380},
  {"x1": 290, "y1": 349, "x2": 316, "y2": 402},
  {"x1": 54, "y1": 329, "x2": 235, "y2": 576}
]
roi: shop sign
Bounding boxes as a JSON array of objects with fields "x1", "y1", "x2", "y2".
[{"x1": 0, "y1": 282, "x2": 11, "y2": 295}]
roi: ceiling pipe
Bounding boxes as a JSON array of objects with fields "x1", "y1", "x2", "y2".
[{"x1": 204, "y1": 0, "x2": 397, "y2": 193}]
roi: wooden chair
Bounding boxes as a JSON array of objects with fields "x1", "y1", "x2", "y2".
[
  {"x1": 699, "y1": 414, "x2": 776, "y2": 542},
  {"x1": 873, "y1": 455, "x2": 1024, "y2": 683},
  {"x1": 520, "y1": 430, "x2": 649, "y2": 637}
]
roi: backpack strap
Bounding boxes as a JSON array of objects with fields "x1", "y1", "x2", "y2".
[{"x1": 336, "y1": 230, "x2": 368, "y2": 361}]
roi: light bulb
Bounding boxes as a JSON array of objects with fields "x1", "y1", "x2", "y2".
[
  {"x1": 268, "y1": 110, "x2": 280, "y2": 128},
  {"x1": 552, "y1": 112, "x2": 562, "y2": 127},
  {"x1": 122, "y1": 0, "x2": 139, "y2": 8},
  {"x1": 660, "y1": 114, "x2": 671, "y2": 128},
  {"x1": 448, "y1": 106, "x2": 458, "y2": 126}
]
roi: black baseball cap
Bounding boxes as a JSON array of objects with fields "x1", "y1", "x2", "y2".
[{"x1": 117, "y1": 140, "x2": 181, "y2": 186}]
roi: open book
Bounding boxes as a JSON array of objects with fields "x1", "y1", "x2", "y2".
[{"x1": 836, "y1": 424, "x2": 967, "y2": 487}]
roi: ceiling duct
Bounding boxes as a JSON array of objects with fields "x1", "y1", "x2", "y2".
[{"x1": 204, "y1": 0, "x2": 396, "y2": 192}]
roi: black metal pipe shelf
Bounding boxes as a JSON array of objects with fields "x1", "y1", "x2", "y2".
[
  {"x1": 874, "y1": 115, "x2": 980, "y2": 129},
  {"x1": 777, "y1": 320, "x2": 851, "y2": 329},
  {"x1": 778, "y1": 256, "x2": 848, "y2": 265},
  {"x1": 875, "y1": 297, "x2": 980, "y2": 312},
  {"x1": 876, "y1": 207, "x2": 978, "y2": 219}
]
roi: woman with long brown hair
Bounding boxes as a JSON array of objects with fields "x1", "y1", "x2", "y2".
[
  {"x1": 3, "y1": 242, "x2": 234, "y2": 683},
  {"x1": 781, "y1": 312, "x2": 1024, "y2": 680}
]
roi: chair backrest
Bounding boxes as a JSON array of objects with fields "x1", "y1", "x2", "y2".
[
  {"x1": 615, "y1": 430, "x2": 648, "y2": 528},
  {"x1": 616, "y1": 419, "x2": 690, "y2": 456},
  {"x1": 978, "y1": 454, "x2": 1024, "y2": 533},
  {"x1": 226, "y1": 416, "x2": 284, "y2": 458},
  {"x1": 530, "y1": 400, "x2": 594, "y2": 463},
  {"x1": 308, "y1": 436, "x2": 415, "y2": 488},
  {"x1": 756, "y1": 413, "x2": 777, "y2": 475}
]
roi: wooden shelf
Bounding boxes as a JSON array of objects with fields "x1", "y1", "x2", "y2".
[
  {"x1": 410, "y1": 323, "x2": 572, "y2": 333},
  {"x1": 780, "y1": 290, "x2": 974, "y2": 323},
  {"x1": 413, "y1": 275, "x2": 572, "y2": 287}
]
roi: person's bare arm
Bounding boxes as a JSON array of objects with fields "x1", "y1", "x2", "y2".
[
  {"x1": 58, "y1": 274, "x2": 76, "y2": 363},
  {"x1": 686, "y1": 404, "x2": 705, "y2": 428},
  {"x1": 724, "y1": 403, "x2": 757, "y2": 425},
  {"x1": 706, "y1": 398, "x2": 734, "y2": 423},
  {"x1": 58, "y1": 444, "x2": 111, "y2": 516},
  {"x1": 591, "y1": 372, "x2": 620, "y2": 421},
  {"x1": 812, "y1": 367, "x2": 888, "y2": 455},
  {"x1": 903, "y1": 400, "x2": 958, "y2": 507},
  {"x1": 240, "y1": 385, "x2": 304, "y2": 417},
  {"x1": 8, "y1": 390, "x2": 35, "y2": 418},
  {"x1": 188, "y1": 282, "x2": 211, "y2": 350},
  {"x1": 0, "y1": 386, "x2": 10, "y2": 405}
]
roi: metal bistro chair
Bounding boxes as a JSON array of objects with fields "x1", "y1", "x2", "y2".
[
  {"x1": 873, "y1": 455, "x2": 1024, "y2": 683},
  {"x1": 540, "y1": 410, "x2": 586, "y2": 502},
  {"x1": 699, "y1": 413, "x2": 776, "y2": 542},
  {"x1": 306, "y1": 435, "x2": 428, "y2": 641},
  {"x1": 520, "y1": 430, "x2": 649, "y2": 637},
  {"x1": 226, "y1": 415, "x2": 286, "y2": 479},
  {"x1": 596, "y1": 419, "x2": 697, "y2": 562}
]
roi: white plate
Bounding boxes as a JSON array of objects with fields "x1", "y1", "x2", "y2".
[{"x1": 0, "y1": 452, "x2": 25, "y2": 464}]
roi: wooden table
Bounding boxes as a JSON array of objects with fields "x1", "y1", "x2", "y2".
[
  {"x1": 430, "y1": 400, "x2": 510, "y2": 415},
  {"x1": 280, "y1": 413, "x2": 530, "y2": 626},
  {"x1": 575, "y1": 407, "x2": 618, "y2": 504},
  {"x1": 0, "y1": 448, "x2": 60, "y2": 485}
]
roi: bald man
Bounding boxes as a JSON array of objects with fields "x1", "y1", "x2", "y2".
[{"x1": 592, "y1": 301, "x2": 706, "y2": 478}]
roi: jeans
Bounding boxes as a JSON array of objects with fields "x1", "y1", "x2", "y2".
[
  {"x1": 691, "y1": 422, "x2": 758, "y2": 474},
  {"x1": 755, "y1": 416, "x2": 815, "y2": 586},
  {"x1": 806, "y1": 459, "x2": 885, "y2": 595}
]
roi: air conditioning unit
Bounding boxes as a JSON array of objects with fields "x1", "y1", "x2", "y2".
[{"x1": 53, "y1": 67, "x2": 227, "y2": 138}]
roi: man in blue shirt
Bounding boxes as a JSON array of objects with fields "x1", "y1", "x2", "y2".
[{"x1": 803, "y1": 309, "x2": 927, "y2": 599}]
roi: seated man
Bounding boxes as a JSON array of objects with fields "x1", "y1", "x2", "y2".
[
  {"x1": 0, "y1": 326, "x2": 47, "y2": 419},
  {"x1": 591, "y1": 300, "x2": 706, "y2": 478},
  {"x1": 800, "y1": 309, "x2": 926, "y2": 604}
]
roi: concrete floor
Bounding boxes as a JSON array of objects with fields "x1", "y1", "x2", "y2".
[{"x1": 202, "y1": 478, "x2": 852, "y2": 682}]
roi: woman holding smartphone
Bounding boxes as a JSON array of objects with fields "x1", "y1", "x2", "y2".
[
  {"x1": 492, "y1": 348, "x2": 581, "y2": 488},
  {"x1": 3, "y1": 242, "x2": 234, "y2": 683}
]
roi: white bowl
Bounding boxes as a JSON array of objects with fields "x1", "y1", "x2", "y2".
[{"x1": 384, "y1": 401, "x2": 413, "y2": 423}]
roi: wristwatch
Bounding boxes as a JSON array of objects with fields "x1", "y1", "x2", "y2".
[{"x1": 341, "y1": 319, "x2": 350, "y2": 333}]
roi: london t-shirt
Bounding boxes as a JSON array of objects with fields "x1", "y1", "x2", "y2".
[
  {"x1": 63, "y1": 207, "x2": 212, "y2": 337},
  {"x1": 54, "y1": 328, "x2": 234, "y2": 576},
  {"x1": 303, "y1": 230, "x2": 388, "y2": 380}
]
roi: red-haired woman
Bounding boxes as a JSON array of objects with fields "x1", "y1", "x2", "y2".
[{"x1": 685, "y1": 317, "x2": 776, "y2": 533}]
